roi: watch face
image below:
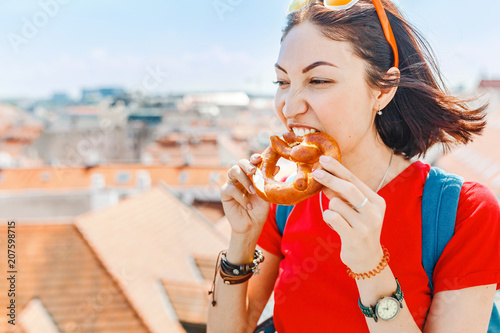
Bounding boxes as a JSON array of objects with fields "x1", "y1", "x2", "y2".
[{"x1": 375, "y1": 297, "x2": 400, "y2": 321}]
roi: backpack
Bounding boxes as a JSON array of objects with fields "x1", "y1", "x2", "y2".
[{"x1": 253, "y1": 167, "x2": 499, "y2": 333}]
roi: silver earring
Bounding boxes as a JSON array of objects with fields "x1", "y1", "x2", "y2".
[{"x1": 377, "y1": 108, "x2": 383, "y2": 116}]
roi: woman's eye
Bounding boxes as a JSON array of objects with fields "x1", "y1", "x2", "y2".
[
  {"x1": 272, "y1": 80, "x2": 288, "y2": 87},
  {"x1": 272, "y1": 79, "x2": 331, "y2": 87},
  {"x1": 310, "y1": 79, "x2": 331, "y2": 85}
]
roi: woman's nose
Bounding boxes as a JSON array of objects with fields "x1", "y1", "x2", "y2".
[{"x1": 282, "y1": 89, "x2": 307, "y2": 119}]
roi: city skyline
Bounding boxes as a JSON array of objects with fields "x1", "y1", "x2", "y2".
[{"x1": 0, "y1": 0, "x2": 498, "y2": 99}]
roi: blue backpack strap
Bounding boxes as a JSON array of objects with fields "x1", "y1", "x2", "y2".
[
  {"x1": 490, "y1": 306, "x2": 500, "y2": 333},
  {"x1": 275, "y1": 173, "x2": 297, "y2": 236},
  {"x1": 421, "y1": 167, "x2": 500, "y2": 331},
  {"x1": 276, "y1": 204, "x2": 294, "y2": 236},
  {"x1": 255, "y1": 175, "x2": 296, "y2": 333},
  {"x1": 421, "y1": 166, "x2": 463, "y2": 293}
]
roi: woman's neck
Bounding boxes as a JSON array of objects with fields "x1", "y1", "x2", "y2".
[{"x1": 341, "y1": 140, "x2": 412, "y2": 192}]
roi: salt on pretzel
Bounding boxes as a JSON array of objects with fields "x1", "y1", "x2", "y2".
[{"x1": 252, "y1": 131, "x2": 341, "y2": 205}]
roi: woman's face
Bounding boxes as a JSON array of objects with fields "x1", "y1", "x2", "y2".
[{"x1": 274, "y1": 21, "x2": 381, "y2": 157}]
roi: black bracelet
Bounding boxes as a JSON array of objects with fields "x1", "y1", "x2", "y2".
[
  {"x1": 220, "y1": 249, "x2": 264, "y2": 276},
  {"x1": 208, "y1": 249, "x2": 265, "y2": 307}
]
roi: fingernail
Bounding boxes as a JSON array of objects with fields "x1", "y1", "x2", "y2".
[
  {"x1": 249, "y1": 185, "x2": 256, "y2": 195},
  {"x1": 313, "y1": 170, "x2": 325, "y2": 179},
  {"x1": 247, "y1": 203, "x2": 253, "y2": 210},
  {"x1": 247, "y1": 166, "x2": 256, "y2": 173},
  {"x1": 320, "y1": 155, "x2": 332, "y2": 163}
]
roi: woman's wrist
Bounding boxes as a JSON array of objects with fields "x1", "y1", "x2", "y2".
[
  {"x1": 226, "y1": 230, "x2": 261, "y2": 264},
  {"x1": 345, "y1": 245, "x2": 385, "y2": 275},
  {"x1": 355, "y1": 265, "x2": 399, "y2": 307},
  {"x1": 346, "y1": 245, "x2": 388, "y2": 280}
]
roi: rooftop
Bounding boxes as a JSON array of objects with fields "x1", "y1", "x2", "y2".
[
  {"x1": 478, "y1": 80, "x2": 500, "y2": 89},
  {"x1": 74, "y1": 185, "x2": 228, "y2": 332},
  {"x1": 0, "y1": 224, "x2": 149, "y2": 333},
  {"x1": 0, "y1": 165, "x2": 229, "y2": 191}
]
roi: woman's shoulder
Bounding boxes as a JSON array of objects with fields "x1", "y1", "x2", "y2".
[
  {"x1": 433, "y1": 180, "x2": 500, "y2": 292},
  {"x1": 405, "y1": 161, "x2": 498, "y2": 205},
  {"x1": 388, "y1": 161, "x2": 499, "y2": 217},
  {"x1": 457, "y1": 181, "x2": 500, "y2": 221},
  {"x1": 419, "y1": 163, "x2": 500, "y2": 221}
]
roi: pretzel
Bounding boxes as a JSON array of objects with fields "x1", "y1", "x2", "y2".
[{"x1": 252, "y1": 131, "x2": 341, "y2": 205}]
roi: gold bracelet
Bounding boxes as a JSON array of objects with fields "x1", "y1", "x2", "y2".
[{"x1": 346, "y1": 246, "x2": 390, "y2": 280}]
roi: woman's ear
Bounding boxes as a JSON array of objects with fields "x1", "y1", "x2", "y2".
[{"x1": 374, "y1": 67, "x2": 400, "y2": 112}]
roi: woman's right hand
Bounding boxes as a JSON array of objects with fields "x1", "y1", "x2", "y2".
[{"x1": 221, "y1": 154, "x2": 279, "y2": 235}]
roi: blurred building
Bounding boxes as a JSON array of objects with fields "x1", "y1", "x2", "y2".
[
  {"x1": 0, "y1": 104, "x2": 44, "y2": 168},
  {"x1": 50, "y1": 92, "x2": 72, "y2": 106},
  {"x1": 27, "y1": 92, "x2": 281, "y2": 168},
  {"x1": 0, "y1": 184, "x2": 228, "y2": 333},
  {"x1": 0, "y1": 90, "x2": 285, "y2": 332},
  {"x1": 31, "y1": 101, "x2": 153, "y2": 166},
  {"x1": 436, "y1": 80, "x2": 500, "y2": 199},
  {"x1": 81, "y1": 88, "x2": 126, "y2": 105},
  {"x1": 0, "y1": 164, "x2": 228, "y2": 221}
]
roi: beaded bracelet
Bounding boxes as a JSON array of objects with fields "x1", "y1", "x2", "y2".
[{"x1": 346, "y1": 246, "x2": 390, "y2": 280}]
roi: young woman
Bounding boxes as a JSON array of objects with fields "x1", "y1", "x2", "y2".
[{"x1": 207, "y1": 0, "x2": 500, "y2": 332}]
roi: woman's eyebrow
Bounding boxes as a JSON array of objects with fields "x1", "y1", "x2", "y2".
[{"x1": 274, "y1": 61, "x2": 338, "y2": 74}]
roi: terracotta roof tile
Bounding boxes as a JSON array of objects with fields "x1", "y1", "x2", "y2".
[
  {"x1": 161, "y1": 281, "x2": 210, "y2": 325},
  {"x1": 479, "y1": 80, "x2": 500, "y2": 89},
  {"x1": 0, "y1": 165, "x2": 229, "y2": 191},
  {"x1": 0, "y1": 141, "x2": 26, "y2": 159},
  {"x1": 0, "y1": 108, "x2": 43, "y2": 165},
  {"x1": 0, "y1": 223, "x2": 150, "y2": 333},
  {"x1": 74, "y1": 186, "x2": 227, "y2": 333},
  {"x1": 214, "y1": 216, "x2": 232, "y2": 240},
  {"x1": 191, "y1": 201, "x2": 225, "y2": 223},
  {"x1": 0, "y1": 104, "x2": 44, "y2": 143},
  {"x1": 192, "y1": 256, "x2": 217, "y2": 281},
  {"x1": 3, "y1": 126, "x2": 43, "y2": 142},
  {"x1": 19, "y1": 298, "x2": 60, "y2": 333}
]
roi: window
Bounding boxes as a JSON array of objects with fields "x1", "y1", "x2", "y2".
[
  {"x1": 208, "y1": 171, "x2": 220, "y2": 185},
  {"x1": 40, "y1": 171, "x2": 51, "y2": 182},
  {"x1": 115, "y1": 171, "x2": 132, "y2": 184},
  {"x1": 178, "y1": 170, "x2": 189, "y2": 184}
]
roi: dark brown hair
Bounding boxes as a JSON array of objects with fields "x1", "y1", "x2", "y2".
[{"x1": 281, "y1": 0, "x2": 487, "y2": 158}]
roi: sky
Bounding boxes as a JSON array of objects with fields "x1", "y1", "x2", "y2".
[{"x1": 0, "y1": 0, "x2": 499, "y2": 100}]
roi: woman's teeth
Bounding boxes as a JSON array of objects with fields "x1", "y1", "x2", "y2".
[{"x1": 292, "y1": 128, "x2": 318, "y2": 137}]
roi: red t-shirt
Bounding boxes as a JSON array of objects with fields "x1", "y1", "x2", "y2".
[{"x1": 257, "y1": 161, "x2": 500, "y2": 332}]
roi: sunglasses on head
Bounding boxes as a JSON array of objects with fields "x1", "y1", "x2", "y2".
[{"x1": 286, "y1": 0, "x2": 399, "y2": 68}]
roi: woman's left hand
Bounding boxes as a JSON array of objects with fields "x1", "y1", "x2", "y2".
[{"x1": 312, "y1": 155, "x2": 386, "y2": 274}]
